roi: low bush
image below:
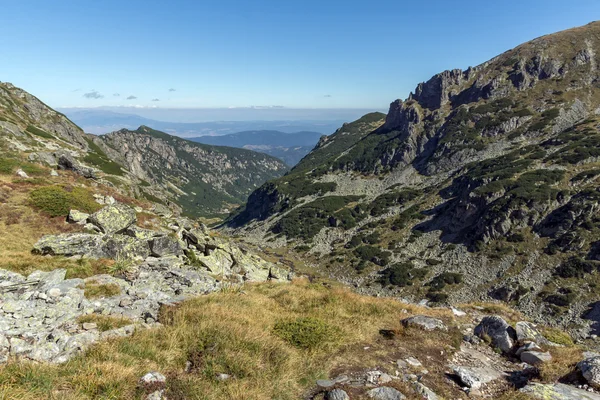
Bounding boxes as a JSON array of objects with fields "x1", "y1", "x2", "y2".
[
  {"x1": 272, "y1": 317, "x2": 340, "y2": 350},
  {"x1": 29, "y1": 186, "x2": 102, "y2": 217},
  {"x1": 554, "y1": 257, "x2": 596, "y2": 278}
]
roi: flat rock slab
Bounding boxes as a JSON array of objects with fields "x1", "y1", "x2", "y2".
[
  {"x1": 578, "y1": 356, "x2": 600, "y2": 389},
  {"x1": 521, "y1": 382, "x2": 600, "y2": 399},
  {"x1": 452, "y1": 366, "x2": 503, "y2": 389},
  {"x1": 401, "y1": 315, "x2": 447, "y2": 331}
]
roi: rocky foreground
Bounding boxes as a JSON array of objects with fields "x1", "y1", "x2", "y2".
[{"x1": 0, "y1": 201, "x2": 288, "y2": 365}]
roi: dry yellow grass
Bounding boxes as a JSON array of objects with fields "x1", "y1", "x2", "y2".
[{"x1": 0, "y1": 280, "x2": 465, "y2": 400}]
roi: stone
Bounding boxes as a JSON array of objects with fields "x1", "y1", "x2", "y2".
[
  {"x1": 216, "y1": 373, "x2": 231, "y2": 381},
  {"x1": 125, "y1": 226, "x2": 161, "y2": 241},
  {"x1": 413, "y1": 382, "x2": 439, "y2": 400},
  {"x1": 516, "y1": 342, "x2": 543, "y2": 357},
  {"x1": 67, "y1": 210, "x2": 90, "y2": 224},
  {"x1": 578, "y1": 356, "x2": 600, "y2": 389},
  {"x1": 474, "y1": 315, "x2": 515, "y2": 353},
  {"x1": 366, "y1": 370, "x2": 392, "y2": 384},
  {"x1": 145, "y1": 390, "x2": 166, "y2": 400},
  {"x1": 82, "y1": 322, "x2": 97, "y2": 330},
  {"x1": 326, "y1": 389, "x2": 350, "y2": 400},
  {"x1": 521, "y1": 351, "x2": 552, "y2": 366},
  {"x1": 139, "y1": 371, "x2": 167, "y2": 387},
  {"x1": 15, "y1": 168, "x2": 29, "y2": 178},
  {"x1": 28, "y1": 342, "x2": 61, "y2": 362},
  {"x1": 405, "y1": 357, "x2": 422, "y2": 367},
  {"x1": 88, "y1": 203, "x2": 136, "y2": 234},
  {"x1": 56, "y1": 151, "x2": 97, "y2": 179},
  {"x1": 367, "y1": 387, "x2": 406, "y2": 400},
  {"x1": 316, "y1": 379, "x2": 336, "y2": 388},
  {"x1": 401, "y1": 315, "x2": 447, "y2": 331},
  {"x1": 515, "y1": 321, "x2": 550, "y2": 345},
  {"x1": 150, "y1": 236, "x2": 183, "y2": 257},
  {"x1": 521, "y1": 382, "x2": 600, "y2": 399},
  {"x1": 33, "y1": 233, "x2": 103, "y2": 257},
  {"x1": 451, "y1": 307, "x2": 467, "y2": 317},
  {"x1": 452, "y1": 366, "x2": 502, "y2": 389},
  {"x1": 50, "y1": 169, "x2": 58, "y2": 176},
  {"x1": 453, "y1": 366, "x2": 483, "y2": 389},
  {"x1": 99, "y1": 235, "x2": 150, "y2": 260}
]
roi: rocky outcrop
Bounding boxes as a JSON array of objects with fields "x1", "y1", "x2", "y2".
[{"x1": 474, "y1": 316, "x2": 516, "y2": 353}]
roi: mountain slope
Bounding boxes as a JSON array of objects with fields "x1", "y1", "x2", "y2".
[
  {"x1": 95, "y1": 126, "x2": 287, "y2": 217},
  {"x1": 227, "y1": 21, "x2": 600, "y2": 336},
  {"x1": 0, "y1": 82, "x2": 287, "y2": 218},
  {"x1": 189, "y1": 130, "x2": 323, "y2": 166}
]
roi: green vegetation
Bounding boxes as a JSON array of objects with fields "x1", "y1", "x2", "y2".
[
  {"x1": 273, "y1": 317, "x2": 341, "y2": 350},
  {"x1": 84, "y1": 282, "x2": 121, "y2": 299},
  {"x1": 378, "y1": 261, "x2": 427, "y2": 287},
  {"x1": 77, "y1": 314, "x2": 132, "y2": 332},
  {"x1": 272, "y1": 195, "x2": 363, "y2": 240},
  {"x1": 554, "y1": 256, "x2": 597, "y2": 278},
  {"x1": 369, "y1": 189, "x2": 420, "y2": 216},
  {"x1": 29, "y1": 185, "x2": 102, "y2": 217},
  {"x1": 428, "y1": 272, "x2": 463, "y2": 291},
  {"x1": 26, "y1": 125, "x2": 55, "y2": 140},
  {"x1": 353, "y1": 245, "x2": 391, "y2": 266},
  {"x1": 83, "y1": 138, "x2": 125, "y2": 176}
]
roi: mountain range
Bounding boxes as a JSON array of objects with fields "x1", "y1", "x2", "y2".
[
  {"x1": 189, "y1": 130, "x2": 323, "y2": 166},
  {"x1": 226, "y1": 21, "x2": 600, "y2": 336}
]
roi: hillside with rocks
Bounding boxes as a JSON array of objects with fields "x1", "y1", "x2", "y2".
[
  {"x1": 4, "y1": 20, "x2": 600, "y2": 400},
  {"x1": 227, "y1": 21, "x2": 600, "y2": 339},
  {"x1": 0, "y1": 82, "x2": 287, "y2": 218}
]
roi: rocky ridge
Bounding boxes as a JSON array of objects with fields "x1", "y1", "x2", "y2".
[{"x1": 226, "y1": 22, "x2": 600, "y2": 337}]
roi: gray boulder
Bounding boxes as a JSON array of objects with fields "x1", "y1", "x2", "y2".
[
  {"x1": 88, "y1": 203, "x2": 136, "y2": 234},
  {"x1": 520, "y1": 351, "x2": 552, "y2": 366},
  {"x1": 56, "y1": 151, "x2": 97, "y2": 179},
  {"x1": 150, "y1": 236, "x2": 183, "y2": 257},
  {"x1": 401, "y1": 315, "x2": 447, "y2": 331},
  {"x1": 521, "y1": 382, "x2": 600, "y2": 399},
  {"x1": 99, "y1": 235, "x2": 150, "y2": 260},
  {"x1": 67, "y1": 209, "x2": 89, "y2": 224},
  {"x1": 452, "y1": 366, "x2": 502, "y2": 389},
  {"x1": 33, "y1": 233, "x2": 103, "y2": 256},
  {"x1": 367, "y1": 387, "x2": 406, "y2": 400},
  {"x1": 515, "y1": 321, "x2": 550, "y2": 345},
  {"x1": 413, "y1": 382, "x2": 438, "y2": 400},
  {"x1": 578, "y1": 356, "x2": 600, "y2": 389},
  {"x1": 326, "y1": 389, "x2": 350, "y2": 400},
  {"x1": 474, "y1": 315, "x2": 516, "y2": 353}
]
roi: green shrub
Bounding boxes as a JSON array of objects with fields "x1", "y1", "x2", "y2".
[
  {"x1": 378, "y1": 262, "x2": 427, "y2": 287},
  {"x1": 29, "y1": 186, "x2": 102, "y2": 217},
  {"x1": 426, "y1": 292, "x2": 449, "y2": 303},
  {"x1": 353, "y1": 245, "x2": 391, "y2": 266},
  {"x1": 26, "y1": 125, "x2": 55, "y2": 139},
  {"x1": 429, "y1": 272, "x2": 463, "y2": 291},
  {"x1": 0, "y1": 157, "x2": 19, "y2": 174},
  {"x1": 554, "y1": 257, "x2": 597, "y2": 278},
  {"x1": 272, "y1": 317, "x2": 340, "y2": 350}
]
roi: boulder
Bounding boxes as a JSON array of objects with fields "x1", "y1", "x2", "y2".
[
  {"x1": 401, "y1": 315, "x2": 447, "y2": 331},
  {"x1": 139, "y1": 371, "x2": 167, "y2": 387},
  {"x1": 15, "y1": 169, "x2": 29, "y2": 178},
  {"x1": 367, "y1": 387, "x2": 406, "y2": 400},
  {"x1": 578, "y1": 356, "x2": 600, "y2": 389},
  {"x1": 521, "y1": 382, "x2": 600, "y2": 399},
  {"x1": 67, "y1": 209, "x2": 89, "y2": 224},
  {"x1": 88, "y1": 203, "x2": 136, "y2": 234},
  {"x1": 452, "y1": 366, "x2": 502, "y2": 389},
  {"x1": 33, "y1": 233, "x2": 103, "y2": 257},
  {"x1": 413, "y1": 382, "x2": 438, "y2": 400},
  {"x1": 516, "y1": 341, "x2": 543, "y2": 357},
  {"x1": 520, "y1": 351, "x2": 552, "y2": 366},
  {"x1": 99, "y1": 235, "x2": 150, "y2": 260},
  {"x1": 474, "y1": 315, "x2": 516, "y2": 353},
  {"x1": 55, "y1": 151, "x2": 97, "y2": 179},
  {"x1": 125, "y1": 226, "x2": 162, "y2": 241},
  {"x1": 515, "y1": 321, "x2": 550, "y2": 345},
  {"x1": 326, "y1": 389, "x2": 350, "y2": 400},
  {"x1": 150, "y1": 236, "x2": 183, "y2": 257}
]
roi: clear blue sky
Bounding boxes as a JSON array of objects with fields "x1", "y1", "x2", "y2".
[{"x1": 0, "y1": 0, "x2": 597, "y2": 110}]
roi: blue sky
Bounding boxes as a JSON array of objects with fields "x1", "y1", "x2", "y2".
[{"x1": 0, "y1": 0, "x2": 598, "y2": 111}]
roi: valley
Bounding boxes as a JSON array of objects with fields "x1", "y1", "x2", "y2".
[{"x1": 1, "y1": 15, "x2": 600, "y2": 400}]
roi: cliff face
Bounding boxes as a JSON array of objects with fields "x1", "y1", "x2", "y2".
[{"x1": 227, "y1": 22, "x2": 600, "y2": 335}]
